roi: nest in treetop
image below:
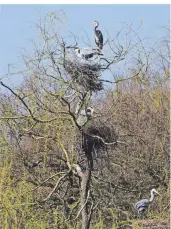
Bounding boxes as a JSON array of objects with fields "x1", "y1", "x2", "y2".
[
  {"x1": 82, "y1": 124, "x2": 117, "y2": 154},
  {"x1": 65, "y1": 60, "x2": 103, "y2": 92}
]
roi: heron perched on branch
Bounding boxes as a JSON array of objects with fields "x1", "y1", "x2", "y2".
[
  {"x1": 75, "y1": 104, "x2": 94, "y2": 118},
  {"x1": 135, "y1": 188, "x2": 161, "y2": 217},
  {"x1": 92, "y1": 21, "x2": 103, "y2": 50},
  {"x1": 75, "y1": 103, "x2": 94, "y2": 126}
]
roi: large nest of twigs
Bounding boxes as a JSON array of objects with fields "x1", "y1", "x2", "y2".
[
  {"x1": 65, "y1": 60, "x2": 103, "y2": 92},
  {"x1": 82, "y1": 124, "x2": 117, "y2": 154}
]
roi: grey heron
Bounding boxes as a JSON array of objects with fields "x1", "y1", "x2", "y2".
[
  {"x1": 74, "y1": 48, "x2": 94, "y2": 60},
  {"x1": 74, "y1": 47, "x2": 102, "y2": 60},
  {"x1": 75, "y1": 104, "x2": 94, "y2": 118},
  {"x1": 135, "y1": 188, "x2": 161, "y2": 217},
  {"x1": 75, "y1": 103, "x2": 94, "y2": 126},
  {"x1": 85, "y1": 107, "x2": 94, "y2": 119},
  {"x1": 92, "y1": 21, "x2": 103, "y2": 50}
]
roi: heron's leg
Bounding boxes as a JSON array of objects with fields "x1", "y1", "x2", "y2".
[
  {"x1": 98, "y1": 55, "x2": 100, "y2": 65},
  {"x1": 142, "y1": 210, "x2": 147, "y2": 220},
  {"x1": 137, "y1": 211, "x2": 141, "y2": 219},
  {"x1": 144, "y1": 210, "x2": 148, "y2": 219}
]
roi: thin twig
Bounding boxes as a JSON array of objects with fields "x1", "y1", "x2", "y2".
[
  {"x1": 42, "y1": 171, "x2": 70, "y2": 202},
  {"x1": 32, "y1": 172, "x2": 66, "y2": 192}
]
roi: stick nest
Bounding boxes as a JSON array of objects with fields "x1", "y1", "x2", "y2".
[
  {"x1": 82, "y1": 124, "x2": 117, "y2": 153},
  {"x1": 65, "y1": 60, "x2": 103, "y2": 92}
]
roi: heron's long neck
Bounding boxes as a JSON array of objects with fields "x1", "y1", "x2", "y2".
[
  {"x1": 94, "y1": 25, "x2": 98, "y2": 31},
  {"x1": 149, "y1": 190, "x2": 154, "y2": 202}
]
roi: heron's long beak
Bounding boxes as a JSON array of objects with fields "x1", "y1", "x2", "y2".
[
  {"x1": 155, "y1": 191, "x2": 161, "y2": 196},
  {"x1": 93, "y1": 110, "x2": 98, "y2": 114}
]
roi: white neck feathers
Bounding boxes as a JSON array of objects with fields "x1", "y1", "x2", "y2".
[{"x1": 149, "y1": 189, "x2": 155, "y2": 202}]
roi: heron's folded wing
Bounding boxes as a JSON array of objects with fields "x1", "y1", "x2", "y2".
[
  {"x1": 96, "y1": 30, "x2": 103, "y2": 43},
  {"x1": 135, "y1": 199, "x2": 150, "y2": 210}
]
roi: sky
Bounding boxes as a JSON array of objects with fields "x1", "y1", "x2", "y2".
[{"x1": 0, "y1": 4, "x2": 170, "y2": 88}]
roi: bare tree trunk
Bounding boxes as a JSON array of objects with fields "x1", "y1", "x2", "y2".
[
  {"x1": 79, "y1": 132, "x2": 94, "y2": 229},
  {"x1": 81, "y1": 169, "x2": 91, "y2": 229},
  {"x1": 74, "y1": 153, "x2": 93, "y2": 229}
]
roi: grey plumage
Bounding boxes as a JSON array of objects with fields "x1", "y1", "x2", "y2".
[
  {"x1": 135, "y1": 199, "x2": 150, "y2": 213},
  {"x1": 75, "y1": 48, "x2": 93, "y2": 60},
  {"x1": 75, "y1": 103, "x2": 94, "y2": 126},
  {"x1": 74, "y1": 48, "x2": 102, "y2": 60},
  {"x1": 135, "y1": 189, "x2": 160, "y2": 215},
  {"x1": 85, "y1": 107, "x2": 94, "y2": 119},
  {"x1": 93, "y1": 21, "x2": 103, "y2": 50}
]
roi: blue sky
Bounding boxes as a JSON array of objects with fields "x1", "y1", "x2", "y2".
[{"x1": 0, "y1": 4, "x2": 170, "y2": 88}]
